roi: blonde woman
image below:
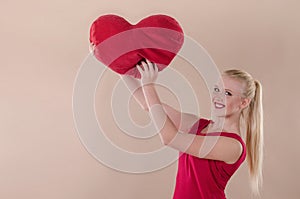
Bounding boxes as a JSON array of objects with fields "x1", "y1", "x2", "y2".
[{"x1": 121, "y1": 59, "x2": 263, "y2": 198}]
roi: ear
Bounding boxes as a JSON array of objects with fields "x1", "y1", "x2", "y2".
[{"x1": 240, "y1": 98, "x2": 251, "y2": 110}]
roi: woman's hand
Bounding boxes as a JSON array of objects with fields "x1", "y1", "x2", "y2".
[{"x1": 136, "y1": 59, "x2": 158, "y2": 86}]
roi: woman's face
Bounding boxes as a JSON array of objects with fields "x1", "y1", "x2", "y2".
[{"x1": 211, "y1": 75, "x2": 250, "y2": 118}]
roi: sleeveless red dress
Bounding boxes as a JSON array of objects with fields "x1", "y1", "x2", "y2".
[{"x1": 173, "y1": 118, "x2": 246, "y2": 199}]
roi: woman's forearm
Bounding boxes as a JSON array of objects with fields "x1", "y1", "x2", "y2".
[
  {"x1": 131, "y1": 86, "x2": 149, "y2": 111},
  {"x1": 121, "y1": 75, "x2": 149, "y2": 111},
  {"x1": 142, "y1": 84, "x2": 161, "y2": 107},
  {"x1": 142, "y1": 84, "x2": 178, "y2": 144}
]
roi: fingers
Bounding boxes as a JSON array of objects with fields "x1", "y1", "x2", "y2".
[
  {"x1": 154, "y1": 63, "x2": 158, "y2": 73},
  {"x1": 144, "y1": 61, "x2": 154, "y2": 77},
  {"x1": 136, "y1": 65, "x2": 144, "y2": 76},
  {"x1": 136, "y1": 61, "x2": 148, "y2": 73},
  {"x1": 141, "y1": 61, "x2": 149, "y2": 75},
  {"x1": 145, "y1": 59, "x2": 154, "y2": 66},
  {"x1": 145, "y1": 59, "x2": 152, "y2": 72},
  {"x1": 136, "y1": 59, "x2": 158, "y2": 85},
  {"x1": 138, "y1": 59, "x2": 157, "y2": 71},
  {"x1": 145, "y1": 59, "x2": 158, "y2": 75}
]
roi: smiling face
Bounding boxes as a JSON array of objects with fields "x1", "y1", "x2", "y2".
[{"x1": 211, "y1": 75, "x2": 250, "y2": 118}]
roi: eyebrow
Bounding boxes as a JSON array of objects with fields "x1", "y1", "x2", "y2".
[{"x1": 225, "y1": 89, "x2": 233, "y2": 92}]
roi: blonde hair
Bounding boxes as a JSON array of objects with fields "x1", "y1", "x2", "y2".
[{"x1": 223, "y1": 69, "x2": 264, "y2": 196}]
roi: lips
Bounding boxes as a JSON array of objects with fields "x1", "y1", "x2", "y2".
[{"x1": 214, "y1": 102, "x2": 225, "y2": 109}]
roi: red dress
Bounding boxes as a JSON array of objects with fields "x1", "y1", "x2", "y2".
[{"x1": 173, "y1": 118, "x2": 246, "y2": 199}]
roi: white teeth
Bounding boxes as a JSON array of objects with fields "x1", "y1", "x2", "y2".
[{"x1": 214, "y1": 102, "x2": 225, "y2": 109}]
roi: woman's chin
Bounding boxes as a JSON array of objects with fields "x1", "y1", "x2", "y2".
[{"x1": 212, "y1": 108, "x2": 227, "y2": 117}]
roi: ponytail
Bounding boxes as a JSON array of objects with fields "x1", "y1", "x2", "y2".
[{"x1": 245, "y1": 80, "x2": 264, "y2": 196}]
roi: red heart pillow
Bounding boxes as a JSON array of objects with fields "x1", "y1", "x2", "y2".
[{"x1": 89, "y1": 14, "x2": 184, "y2": 78}]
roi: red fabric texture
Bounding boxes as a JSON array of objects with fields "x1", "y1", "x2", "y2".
[
  {"x1": 89, "y1": 14, "x2": 184, "y2": 78},
  {"x1": 173, "y1": 118, "x2": 247, "y2": 199}
]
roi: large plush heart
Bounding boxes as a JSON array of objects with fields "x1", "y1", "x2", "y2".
[{"x1": 89, "y1": 14, "x2": 184, "y2": 78}]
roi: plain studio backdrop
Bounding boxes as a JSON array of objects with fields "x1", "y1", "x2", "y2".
[{"x1": 1, "y1": 0, "x2": 299, "y2": 198}]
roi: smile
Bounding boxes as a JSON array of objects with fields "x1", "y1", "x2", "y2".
[{"x1": 214, "y1": 102, "x2": 225, "y2": 109}]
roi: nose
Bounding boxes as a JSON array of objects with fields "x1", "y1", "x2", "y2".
[{"x1": 212, "y1": 93, "x2": 225, "y2": 103}]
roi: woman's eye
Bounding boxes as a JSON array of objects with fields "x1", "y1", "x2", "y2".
[
  {"x1": 214, "y1": 87, "x2": 220, "y2": 92},
  {"x1": 225, "y1": 91, "x2": 232, "y2": 96}
]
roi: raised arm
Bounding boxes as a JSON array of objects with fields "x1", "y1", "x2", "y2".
[
  {"x1": 161, "y1": 103, "x2": 199, "y2": 133},
  {"x1": 135, "y1": 60, "x2": 243, "y2": 164},
  {"x1": 121, "y1": 74, "x2": 148, "y2": 110},
  {"x1": 121, "y1": 75, "x2": 199, "y2": 133}
]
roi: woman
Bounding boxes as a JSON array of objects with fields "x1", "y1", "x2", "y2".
[{"x1": 121, "y1": 59, "x2": 264, "y2": 198}]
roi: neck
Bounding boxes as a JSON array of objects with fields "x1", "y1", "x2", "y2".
[{"x1": 211, "y1": 113, "x2": 241, "y2": 134}]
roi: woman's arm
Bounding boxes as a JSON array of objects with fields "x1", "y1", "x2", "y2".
[
  {"x1": 137, "y1": 60, "x2": 243, "y2": 164},
  {"x1": 141, "y1": 80, "x2": 242, "y2": 164},
  {"x1": 121, "y1": 75, "x2": 199, "y2": 133},
  {"x1": 161, "y1": 103, "x2": 199, "y2": 133},
  {"x1": 121, "y1": 75, "x2": 148, "y2": 110}
]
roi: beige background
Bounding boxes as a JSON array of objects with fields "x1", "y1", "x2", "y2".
[{"x1": 1, "y1": 0, "x2": 300, "y2": 198}]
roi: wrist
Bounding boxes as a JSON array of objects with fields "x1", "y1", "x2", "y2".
[
  {"x1": 142, "y1": 83, "x2": 156, "y2": 90},
  {"x1": 143, "y1": 87, "x2": 161, "y2": 109}
]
